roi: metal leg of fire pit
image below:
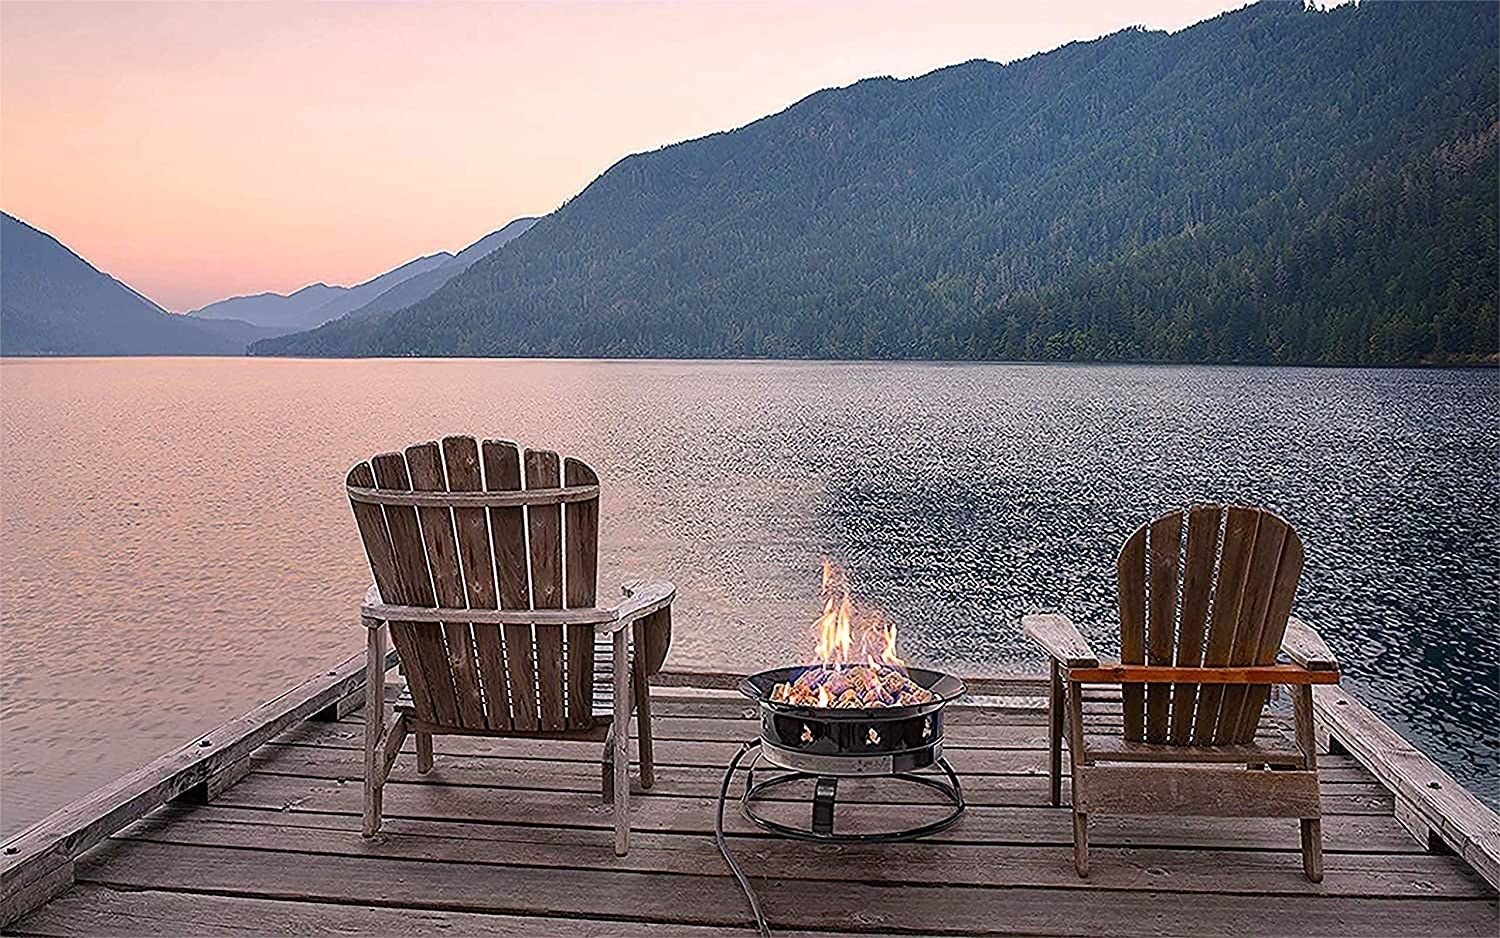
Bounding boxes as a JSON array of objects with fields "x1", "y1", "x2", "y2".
[
  {"x1": 740, "y1": 753, "x2": 965, "y2": 843},
  {"x1": 811, "y1": 777, "x2": 838, "y2": 835}
]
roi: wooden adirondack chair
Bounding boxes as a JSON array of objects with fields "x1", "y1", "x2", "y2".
[
  {"x1": 1023, "y1": 505, "x2": 1340, "y2": 881},
  {"x1": 346, "y1": 436, "x2": 675, "y2": 855}
]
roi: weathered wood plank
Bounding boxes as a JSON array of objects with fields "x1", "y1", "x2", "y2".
[
  {"x1": 1169, "y1": 504, "x2": 1220, "y2": 743},
  {"x1": 524, "y1": 449, "x2": 567, "y2": 732},
  {"x1": 0, "y1": 649, "x2": 395, "y2": 927},
  {"x1": 443, "y1": 435, "x2": 512, "y2": 732},
  {"x1": 407, "y1": 441, "x2": 486, "y2": 729},
  {"x1": 1021, "y1": 614, "x2": 1098, "y2": 668},
  {"x1": 1314, "y1": 685, "x2": 1500, "y2": 889},
  {"x1": 1115, "y1": 524, "x2": 1147, "y2": 740},
  {"x1": 1190, "y1": 506, "x2": 1257, "y2": 743},
  {"x1": 372, "y1": 452, "x2": 461, "y2": 727},
  {"x1": 483, "y1": 440, "x2": 538, "y2": 731},
  {"x1": 1282, "y1": 615, "x2": 1339, "y2": 670},
  {"x1": 246, "y1": 742, "x2": 1395, "y2": 814},
  {"x1": 110, "y1": 809, "x2": 1492, "y2": 899},
  {"x1": 563, "y1": 457, "x2": 600, "y2": 729},
  {"x1": 13, "y1": 884, "x2": 732, "y2": 937},
  {"x1": 212, "y1": 769, "x2": 1426, "y2": 852},
  {"x1": 1145, "y1": 510, "x2": 1182, "y2": 743},
  {"x1": 66, "y1": 839, "x2": 1497, "y2": 937},
  {"x1": 1077, "y1": 764, "x2": 1321, "y2": 818},
  {"x1": 1067, "y1": 663, "x2": 1337, "y2": 685}
]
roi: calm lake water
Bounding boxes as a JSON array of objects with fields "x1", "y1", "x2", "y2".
[{"x1": 1, "y1": 357, "x2": 1495, "y2": 834}]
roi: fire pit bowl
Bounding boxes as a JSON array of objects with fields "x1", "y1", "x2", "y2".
[{"x1": 739, "y1": 665, "x2": 966, "y2": 775}]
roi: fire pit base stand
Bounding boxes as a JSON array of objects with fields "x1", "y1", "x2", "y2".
[{"x1": 739, "y1": 753, "x2": 965, "y2": 842}]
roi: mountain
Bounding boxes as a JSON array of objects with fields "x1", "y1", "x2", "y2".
[
  {"x1": 188, "y1": 283, "x2": 347, "y2": 329},
  {"x1": 253, "y1": 2, "x2": 1498, "y2": 365},
  {"x1": 0, "y1": 212, "x2": 284, "y2": 356},
  {"x1": 335, "y1": 217, "x2": 538, "y2": 322},
  {"x1": 189, "y1": 253, "x2": 452, "y2": 331}
]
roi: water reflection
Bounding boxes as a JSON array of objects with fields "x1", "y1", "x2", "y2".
[{"x1": 0, "y1": 358, "x2": 1494, "y2": 837}]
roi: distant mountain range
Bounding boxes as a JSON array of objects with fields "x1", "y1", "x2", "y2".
[
  {"x1": 0, "y1": 214, "x2": 537, "y2": 356},
  {"x1": 185, "y1": 217, "x2": 537, "y2": 332},
  {"x1": 254, "y1": 1, "x2": 1498, "y2": 365},
  {"x1": 0, "y1": 212, "x2": 283, "y2": 356}
]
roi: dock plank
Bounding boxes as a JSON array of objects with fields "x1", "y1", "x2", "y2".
[
  {"x1": 65, "y1": 839, "x2": 1497, "y2": 937},
  {"x1": 9, "y1": 686, "x2": 1496, "y2": 937}
]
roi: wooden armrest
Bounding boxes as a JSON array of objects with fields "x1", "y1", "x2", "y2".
[
  {"x1": 361, "y1": 582, "x2": 383, "y2": 622},
  {"x1": 1022, "y1": 613, "x2": 1099, "y2": 668},
  {"x1": 1282, "y1": 615, "x2": 1338, "y2": 671},
  {"x1": 599, "y1": 579, "x2": 675, "y2": 633},
  {"x1": 1066, "y1": 663, "x2": 1340, "y2": 685}
]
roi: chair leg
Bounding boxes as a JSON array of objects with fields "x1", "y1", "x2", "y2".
[
  {"x1": 416, "y1": 733, "x2": 433, "y2": 774},
  {"x1": 1066, "y1": 678, "x2": 1089, "y2": 877},
  {"x1": 1073, "y1": 810, "x2": 1089, "y2": 877},
  {"x1": 1048, "y1": 660, "x2": 1063, "y2": 807},
  {"x1": 634, "y1": 665, "x2": 656, "y2": 789},
  {"x1": 612, "y1": 629, "x2": 632, "y2": 856},
  {"x1": 1301, "y1": 817, "x2": 1324, "y2": 882},
  {"x1": 362, "y1": 620, "x2": 386, "y2": 838},
  {"x1": 600, "y1": 723, "x2": 616, "y2": 805}
]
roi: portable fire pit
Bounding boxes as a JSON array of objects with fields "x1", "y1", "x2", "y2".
[
  {"x1": 712, "y1": 562, "x2": 970, "y2": 936},
  {"x1": 736, "y1": 663, "x2": 966, "y2": 840}
]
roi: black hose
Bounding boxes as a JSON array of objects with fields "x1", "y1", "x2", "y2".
[{"x1": 716, "y1": 740, "x2": 771, "y2": 937}]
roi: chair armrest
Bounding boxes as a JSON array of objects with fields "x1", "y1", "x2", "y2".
[
  {"x1": 362, "y1": 582, "x2": 382, "y2": 620},
  {"x1": 1021, "y1": 613, "x2": 1099, "y2": 668},
  {"x1": 598, "y1": 579, "x2": 675, "y2": 633},
  {"x1": 1282, "y1": 615, "x2": 1338, "y2": 671},
  {"x1": 1066, "y1": 663, "x2": 1339, "y2": 685}
]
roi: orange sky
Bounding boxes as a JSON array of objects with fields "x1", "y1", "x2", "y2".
[{"x1": 1, "y1": 0, "x2": 1247, "y2": 311}]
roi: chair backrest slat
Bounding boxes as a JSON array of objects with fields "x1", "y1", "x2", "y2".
[
  {"x1": 524, "y1": 448, "x2": 568, "y2": 731},
  {"x1": 1116, "y1": 528, "x2": 1147, "y2": 741},
  {"x1": 370, "y1": 452, "x2": 462, "y2": 727},
  {"x1": 1223, "y1": 522, "x2": 1303, "y2": 742},
  {"x1": 483, "y1": 440, "x2": 540, "y2": 731},
  {"x1": 1118, "y1": 504, "x2": 1304, "y2": 747},
  {"x1": 1189, "y1": 506, "x2": 1261, "y2": 744},
  {"x1": 407, "y1": 442, "x2": 487, "y2": 728},
  {"x1": 347, "y1": 437, "x2": 606, "y2": 734},
  {"x1": 563, "y1": 457, "x2": 600, "y2": 730},
  {"x1": 443, "y1": 435, "x2": 513, "y2": 731},
  {"x1": 1144, "y1": 511, "x2": 1182, "y2": 743},
  {"x1": 1167, "y1": 505, "x2": 1222, "y2": 743}
]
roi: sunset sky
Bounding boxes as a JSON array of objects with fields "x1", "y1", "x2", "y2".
[{"x1": 2, "y1": 0, "x2": 1249, "y2": 311}]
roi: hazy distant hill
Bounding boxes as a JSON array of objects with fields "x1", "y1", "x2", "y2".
[
  {"x1": 335, "y1": 217, "x2": 537, "y2": 322},
  {"x1": 254, "y1": 2, "x2": 1498, "y2": 365},
  {"x1": 0, "y1": 212, "x2": 281, "y2": 356},
  {"x1": 189, "y1": 253, "x2": 452, "y2": 331}
]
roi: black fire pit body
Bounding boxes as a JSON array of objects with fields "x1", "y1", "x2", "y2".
[{"x1": 735, "y1": 665, "x2": 967, "y2": 841}]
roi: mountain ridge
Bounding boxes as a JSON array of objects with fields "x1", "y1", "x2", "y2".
[
  {"x1": 252, "y1": 2, "x2": 1498, "y2": 365},
  {"x1": 0, "y1": 212, "x2": 286, "y2": 356}
]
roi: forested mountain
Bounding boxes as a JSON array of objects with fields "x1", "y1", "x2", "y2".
[
  {"x1": 188, "y1": 253, "x2": 452, "y2": 330},
  {"x1": 334, "y1": 217, "x2": 538, "y2": 322},
  {"x1": 0, "y1": 213, "x2": 280, "y2": 356},
  {"x1": 255, "y1": 2, "x2": 1498, "y2": 365}
]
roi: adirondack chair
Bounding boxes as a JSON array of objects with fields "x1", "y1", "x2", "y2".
[
  {"x1": 1023, "y1": 505, "x2": 1340, "y2": 881},
  {"x1": 346, "y1": 436, "x2": 675, "y2": 855}
]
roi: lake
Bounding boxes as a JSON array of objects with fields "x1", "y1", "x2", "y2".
[{"x1": 1, "y1": 357, "x2": 1495, "y2": 835}]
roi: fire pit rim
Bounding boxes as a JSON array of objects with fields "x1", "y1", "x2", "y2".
[{"x1": 737, "y1": 664, "x2": 967, "y2": 720}]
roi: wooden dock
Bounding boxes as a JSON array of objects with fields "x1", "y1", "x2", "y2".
[{"x1": 4, "y1": 665, "x2": 1496, "y2": 936}]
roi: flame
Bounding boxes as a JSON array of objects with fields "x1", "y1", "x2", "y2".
[
  {"x1": 811, "y1": 560, "x2": 908, "y2": 670},
  {"x1": 881, "y1": 624, "x2": 903, "y2": 666},
  {"x1": 766, "y1": 559, "x2": 934, "y2": 709}
]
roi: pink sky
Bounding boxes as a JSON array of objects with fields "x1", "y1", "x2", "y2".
[{"x1": 1, "y1": 0, "x2": 1246, "y2": 311}]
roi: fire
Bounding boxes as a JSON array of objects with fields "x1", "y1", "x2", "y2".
[{"x1": 769, "y1": 561, "x2": 935, "y2": 709}]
